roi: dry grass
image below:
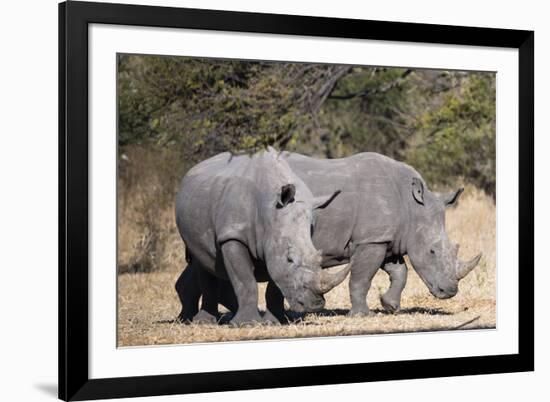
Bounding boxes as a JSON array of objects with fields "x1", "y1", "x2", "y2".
[
  {"x1": 117, "y1": 186, "x2": 495, "y2": 347},
  {"x1": 117, "y1": 147, "x2": 187, "y2": 274}
]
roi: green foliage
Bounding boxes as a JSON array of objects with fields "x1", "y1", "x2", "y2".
[
  {"x1": 318, "y1": 67, "x2": 413, "y2": 159},
  {"x1": 118, "y1": 54, "x2": 496, "y2": 195},
  {"x1": 405, "y1": 74, "x2": 496, "y2": 195},
  {"x1": 118, "y1": 55, "x2": 330, "y2": 162}
]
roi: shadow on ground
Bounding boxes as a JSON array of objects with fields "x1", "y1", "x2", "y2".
[
  {"x1": 381, "y1": 307, "x2": 453, "y2": 316},
  {"x1": 155, "y1": 306, "x2": 453, "y2": 326},
  {"x1": 284, "y1": 306, "x2": 452, "y2": 323}
]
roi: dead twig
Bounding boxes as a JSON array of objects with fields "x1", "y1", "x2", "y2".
[{"x1": 453, "y1": 315, "x2": 481, "y2": 330}]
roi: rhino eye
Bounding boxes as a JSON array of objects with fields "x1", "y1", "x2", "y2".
[{"x1": 430, "y1": 249, "x2": 436, "y2": 255}]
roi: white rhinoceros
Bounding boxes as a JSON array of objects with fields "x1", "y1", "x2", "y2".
[{"x1": 175, "y1": 148, "x2": 348, "y2": 326}]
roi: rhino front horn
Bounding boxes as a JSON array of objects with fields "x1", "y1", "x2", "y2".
[
  {"x1": 456, "y1": 253, "x2": 482, "y2": 280},
  {"x1": 318, "y1": 264, "x2": 352, "y2": 294}
]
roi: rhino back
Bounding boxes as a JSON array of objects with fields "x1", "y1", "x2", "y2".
[{"x1": 284, "y1": 152, "x2": 409, "y2": 260}]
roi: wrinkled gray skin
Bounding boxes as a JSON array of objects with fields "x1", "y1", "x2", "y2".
[
  {"x1": 176, "y1": 151, "x2": 481, "y2": 320},
  {"x1": 175, "y1": 148, "x2": 348, "y2": 326}
]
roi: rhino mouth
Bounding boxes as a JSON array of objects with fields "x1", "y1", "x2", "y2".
[
  {"x1": 287, "y1": 293, "x2": 325, "y2": 313},
  {"x1": 423, "y1": 278, "x2": 458, "y2": 299},
  {"x1": 431, "y1": 287, "x2": 458, "y2": 299}
]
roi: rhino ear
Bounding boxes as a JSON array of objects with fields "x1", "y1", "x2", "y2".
[
  {"x1": 411, "y1": 177, "x2": 424, "y2": 205},
  {"x1": 313, "y1": 190, "x2": 341, "y2": 210},
  {"x1": 442, "y1": 187, "x2": 464, "y2": 207},
  {"x1": 277, "y1": 184, "x2": 296, "y2": 208}
]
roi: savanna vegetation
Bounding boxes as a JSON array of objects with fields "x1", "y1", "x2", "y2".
[{"x1": 117, "y1": 54, "x2": 496, "y2": 345}]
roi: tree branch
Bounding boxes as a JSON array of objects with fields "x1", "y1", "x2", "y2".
[
  {"x1": 329, "y1": 69, "x2": 413, "y2": 100},
  {"x1": 308, "y1": 65, "x2": 353, "y2": 113}
]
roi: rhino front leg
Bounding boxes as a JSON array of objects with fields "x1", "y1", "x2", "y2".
[
  {"x1": 221, "y1": 240, "x2": 265, "y2": 326},
  {"x1": 263, "y1": 281, "x2": 285, "y2": 324},
  {"x1": 175, "y1": 263, "x2": 201, "y2": 322},
  {"x1": 348, "y1": 243, "x2": 387, "y2": 316},
  {"x1": 380, "y1": 257, "x2": 407, "y2": 313}
]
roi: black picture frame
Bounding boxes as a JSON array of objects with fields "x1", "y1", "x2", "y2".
[{"x1": 59, "y1": 1, "x2": 534, "y2": 400}]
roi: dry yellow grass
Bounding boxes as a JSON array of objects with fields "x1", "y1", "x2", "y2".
[{"x1": 117, "y1": 186, "x2": 495, "y2": 346}]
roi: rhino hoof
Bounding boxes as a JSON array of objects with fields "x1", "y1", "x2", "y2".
[
  {"x1": 262, "y1": 311, "x2": 282, "y2": 325},
  {"x1": 348, "y1": 306, "x2": 372, "y2": 317},
  {"x1": 193, "y1": 310, "x2": 218, "y2": 324},
  {"x1": 380, "y1": 295, "x2": 400, "y2": 314},
  {"x1": 229, "y1": 313, "x2": 269, "y2": 327},
  {"x1": 176, "y1": 313, "x2": 194, "y2": 324}
]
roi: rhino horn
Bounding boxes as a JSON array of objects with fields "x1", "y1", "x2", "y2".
[
  {"x1": 318, "y1": 264, "x2": 351, "y2": 294},
  {"x1": 456, "y1": 253, "x2": 482, "y2": 280}
]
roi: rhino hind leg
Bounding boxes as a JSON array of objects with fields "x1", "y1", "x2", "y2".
[
  {"x1": 175, "y1": 263, "x2": 201, "y2": 323},
  {"x1": 218, "y1": 279, "x2": 238, "y2": 314},
  {"x1": 348, "y1": 243, "x2": 387, "y2": 317},
  {"x1": 193, "y1": 269, "x2": 219, "y2": 324},
  {"x1": 380, "y1": 257, "x2": 407, "y2": 313},
  {"x1": 263, "y1": 281, "x2": 285, "y2": 324},
  {"x1": 221, "y1": 240, "x2": 267, "y2": 327}
]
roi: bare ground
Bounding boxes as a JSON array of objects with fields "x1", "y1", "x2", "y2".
[{"x1": 117, "y1": 187, "x2": 495, "y2": 347}]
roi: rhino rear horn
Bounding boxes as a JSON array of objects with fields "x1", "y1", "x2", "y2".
[
  {"x1": 456, "y1": 253, "x2": 482, "y2": 280},
  {"x1": 318, "y1": 264, "x2": 351, "y2": 293}
]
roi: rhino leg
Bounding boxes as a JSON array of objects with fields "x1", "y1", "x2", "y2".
[
  {"x1": 193, "y1": 269, "x2": 219, "y2": 324},
  {"x1": 380, "y1": 257, "x2": 407, "y2": 313},
  {"x1": 348, "y1": 243, "x2": 387, "y2": 317},
  {"x1": 218, "y1": 279, "x2": 238, "y2": 314},
  {"x1": 221, "y1": 240, "x2": 266, "y2": 326},
  {"x1": 175, "y1": 263, "x2": 201, "y2": 323},
  {"x1": 263, "y1": 281, "x2": 285, "y2": 324}
]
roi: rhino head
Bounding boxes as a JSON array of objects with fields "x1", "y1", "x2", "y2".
[
  {"x1": 260, "y1": 151, "x2": 350, "y2": 312},
  {"x1": 264, "y1": 183, "x2": 350, "y2": 312},
  {"x1": 405, "y1": 178, "x2": 482, "y2": 299}
]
